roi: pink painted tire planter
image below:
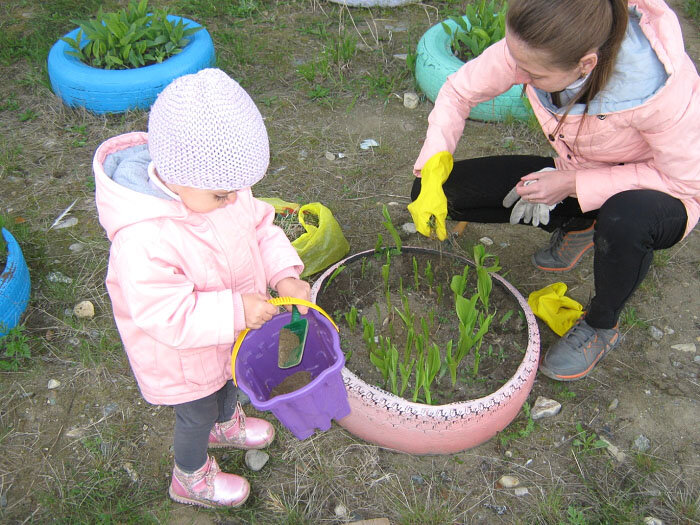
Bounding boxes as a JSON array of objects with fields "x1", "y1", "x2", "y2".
[{"x1": 311, "y1": 247, "x2": 540, "y2": 455}]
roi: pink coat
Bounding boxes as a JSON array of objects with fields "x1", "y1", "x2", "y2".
[
  {"x1": 414, "y1": 0, "x2": 700, "y2": 237},
  {"x1": 94, "y1": 132, "x2": 304, "y2": 405}
]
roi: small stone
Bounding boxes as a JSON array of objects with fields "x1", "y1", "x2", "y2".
[
  {"x1": 338, "y1": 153, "x2": 346, "y2": 159},
  {"x1": 324, "y1": 151, "x2": 335, "y2": 161},
  {"x1": 649, "y1": 326, "x2": 663, "y2": 341},
  {"x1": 360, "y1": 139, "x2": 379, "y2": 150},
  {"x1": 403, "y1": 92, "x2": 419, "y2": 109},
  {"x1": 663, "y1": 326, "x2": 675, "y2": 335},
  {"x1": 67, "y1": 337, "x2": 80, "y2": 347},
  {"x1": 47, "y1": 271, "x2": 73, "y2": 283},
  {"x1": 410, "y1": 474, "x2": 424, "y2": 485},
  {"x1": 599, "y1": 437, "x2": 626, "y2": 462},
  {"x1": 643, "y1": 518, "x2": 663, "y2": 525},
  {"x1": 496, "y1": 475, "x2": 520, "y2": 488},
  {"x1": 388, "y1": 202, "x2": 399, "y2": 206},
  {"x1": 68, "y1": 243, "x2": 84, "y2": 253},
  {"x1": 513, "y1": 487, "x2": 529, "y2": 497},
  {"x1": 479, "y1": 236, "x2": 494, "y2": 246},
  {"x1": 103, "y1": 402, "x2": 119, "y2": 417},
  {"x1": 53, "y1": 216, "x2": 78, "y2": 229},
  {"x1": 402, "y1": 222, "x2": 417, "y2": 234},
  {"x1": 73, "y1": 300, "x2": 95, "y2": 319},
  {"x1": 531, "y1": 396, "x2": 561, "y2": 420},
  {"x1": 47, "y1": 391, "x2": 57, "y2": 405},
  {"x1": 671, "y1": 343, "x2": 696, "y2": 354},
  {"x1": 334, "y1": 503, "x2": 349, "y2": 519},
  {"x1": 66, "y1": 427, "x2": 87, "y2": 438},
  {"x1": 245, "y1": 449, "x2": 269, "y2": 471},
  {"x1": 694, "y1": 355, "x2": 700, "y2": 364},
  {"x1": 633, "y1": 435, "x2": 651, "y2": 453},
  {"x1": 608, "y1": 398, "x2": 619, "y2": 411},
  {"x1": 393, "y1": 53, "x2": 408, "y2": 61},
  {"x1": 504, "y1": 450, "x2": 513, "y2": 458},
  {"x1": 123, "y1": 462, "x2": 139, "y2": 483},
  {"x1": 47, "y1": 379, "x2": 61, "y2": 390}
]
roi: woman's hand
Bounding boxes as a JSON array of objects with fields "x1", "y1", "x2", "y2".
[
  {"x1": 517, "y1": 169, "x2": 577, "y2": 205},
  {"x1": 241, "y1": 293, "x2": 278, "y2": 329},
  {"x1": 275, "y1": 277, "x2": 311, "y2": 314}
]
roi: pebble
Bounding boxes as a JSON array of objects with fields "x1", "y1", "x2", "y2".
[
  {"x1": 633, "y1": 434, "x2": 651, "y2": 453},
  {"x1": 66, "y1": 427, "x2": 87, "y2": 438},
  {"x1": 67, "y1": 337, "x2": 81, "y2": 347},
  {"x1": 531, "y1": 396, "x2": 561, "y2": 420},
  {"x1": 123, "y1": 462, "x2": 139, "y2": 483},
  {"x1": 47, "y1": 391, "x2": 57, "y2": 405},
  {"x1": 334, "y1": 503, "x2": 349, "y2": 519},
  {"x1": 103, "y1": 402, "x2": 119, "y2": 417},
  {"x1": 483, "y1": 503, "x2": 508, "y2": 515},
  {"x1": 53, "y1": 216, "x2": 79, "y2": 229},
  {"x1": 47, "y1": 271, "x2": 73, "y2": 284},
  {"x1": 73, "y1": 300, "x2": 95, "y2": 319},
  {"x1": 504, "y1": 450, "x2": 513, "y2": 458},
  {"x1": 47, "y1": 379, "x2": 60, "y2": 390},
  {"x1": 360, "y1": 139, "x2": 379, "y2": 150},
  {"x1": 496, "y1": 475, "x2": 519, "y2": 488},
  {"x1": 694, "y1": 355, "x2": 700, "y2": 364},
  {"x1": 324, "y1": 151, "x2": 335, "y2": 161},
  {"x1": 479, "y1": 236, "x2": 494, "y2": 246},
  {"x1": 403, "y1": 92, "x2": 419, "y2": 109},
  {"x1": 608, "y1": 398, "x2": 619, "y2": 411},
  {"x1": 663, "y1": 326, "x2": 675, "y2": 335},
  {"x1": 410, "y1": 474, "x2": 424, "y2": 485},
  {"x1": 671, "y1": 343, "x2": 696, "y2": 354},
  {"x1": 643, "y1": 518, "x2": 663, "y2": 525},
  {"x1": 393, "y1": 53, "x2": 408, "y2": 61},
  {"x1": 649, "y1": 326, "x2": 663, "y2": 341},
  {"x1": 599, "y1": 437, "x2": 626, "y2": 462},
  {"x1": 245, "y1": 449, "x2": 269, "y2": 471},
  {"x1": 68, "y1": 243, "x2": 84, "y2": 253},
  {"x1": 402, "y1": 222, "x2": 417, "y2": 234},
  {"x1": 513, "y1": 487, "x2": 529, "y2": 497}
]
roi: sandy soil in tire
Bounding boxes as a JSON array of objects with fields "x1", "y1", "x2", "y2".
[{"x1": 0, "y1": 0, "x2": 698, "y2": 523}]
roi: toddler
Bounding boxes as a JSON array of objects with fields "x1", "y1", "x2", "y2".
[{"x1": 93, "y1": 68, "x2": 310, "y2": 508}]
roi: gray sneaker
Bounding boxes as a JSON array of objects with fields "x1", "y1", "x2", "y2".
[
  {"x1": 539, "y1": 319, "x2": 620, "y2": 381},
  {"x1": 532, "y1": 223, "x2": 595, "y2": 271}
]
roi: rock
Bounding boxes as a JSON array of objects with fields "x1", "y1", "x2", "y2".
[
  {"x1": 496, "y1": 475, "x2": 520, "y2": 488},
  {"x1": 392, "y1": 53, "x2": 408, "y2": 61},
  {"x1": 663, "y1": 326, "x2": 675, "y2": 335},
  {"x1": 504, "y1": 450, "x2": 513, "y2": 458},
  {"x1": 633, "y1": 435, "x2": 651, "y2": 453},
  {"x1": 47, "y1": 391, "x2": 57, "y2": 405},
  {"x1": 245, "y1": 449, "x2": 269, "y2": 471},
  {"x1": 123, "y1": 462, "x2": 139, "y2": 483},
  {"x1": 411, "y1": 474, "x2": 424, "y2": 485},
  {"x1": 643, "y1": 518, "x2": 663, "y2": 525},
  {"x1": 531, "y1": 396, "x2": 561, "y2": 420},
  {"x1": 103, "y1": 402, "x2": 119, "y2": 417},
  {"x1": 324, "y1": 151, "x2": 335, "y2": 161},
  {"x1": 599, "y1": 437, "x2": 626, "y2": 462},
  {"x1": 671, "y1": 343, "x2": 696, "y2": 353},
  {"x1": 47, "y1": 379, "x2": 61, "y2": 390},
  {"x1": 403, "y1": 92, "x2": 419, "y2": 109},
  {"x1": 53, "y1": 216, "x2": 78, "y2": 229},
  {"x1": 66, "y1": 427, "x2": 87, "y2": 438},
  {"x1": 73, "y1": 300, "x2": 95, "y2": 319},
  {"x1": 402, "y1": 222, "x2": 417, "y2": 234},
  {"x1": 608, "y1": 398, "x2": 619, "y2": 411},
  {"x1": 513, "y1": 487, "x2": 529, "y2": 497},
  {"x1": 649, "y1": 326, "x2": 663, "y2": 340},
  {"x1": 483, "y1": 503, "x2": 508, "y2": 515},
  {"x1": 334, "y1": 503, "x2": 349, "y2": 519},
  {"x1": 67, "y1": 337, "x2": 80, "y2": 347},
  {"x1": 479, "y1": 236, "x2": 494, "y2": 246},
  {"x1": 47, "y1": 271, "x2": 73, "y2": 284},
  {"x1": 360, "y1": 139, "x2": 379, "y2": 150},
  {"x1": 694, "y1": 355, "x2": 700, "y2": 364},
  {"x1": 68, "y1": 243, "x2": 84, "y2": 253}
]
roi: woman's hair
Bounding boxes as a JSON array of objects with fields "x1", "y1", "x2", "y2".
[{"x1": 507, "y1": 0, "x2": 628, "y2": 123}]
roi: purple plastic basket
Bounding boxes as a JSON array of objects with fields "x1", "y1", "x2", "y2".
[{"x1": 234, "y1": 309, "x2": 350, "y2": 440}]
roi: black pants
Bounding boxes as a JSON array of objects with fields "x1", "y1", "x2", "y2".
[
  {"x1": 172, "y1": 380, "x2": 239, "y2": 472},
  {"x1": 410, "y1": 155, "x2": 688, "y2": 328}
]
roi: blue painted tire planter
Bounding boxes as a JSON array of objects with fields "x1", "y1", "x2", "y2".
[
  {"x1": 0, "y1": 229, "x2": 31, "y2": 338},
  {"x1": 415, "y1": 17, "x2": 532, "y2": 122},
  {"x1": 47, "y1": 16, "x2": 215, "y2": 114}
]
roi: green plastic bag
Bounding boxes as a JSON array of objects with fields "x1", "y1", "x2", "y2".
[{"x1": 293, "y1": 203, "x2": 350, "y2": 277}]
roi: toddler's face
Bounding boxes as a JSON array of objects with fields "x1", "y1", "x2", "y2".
[{"x1": 167, "y1": 184, "x2": 238, "y2": 213}]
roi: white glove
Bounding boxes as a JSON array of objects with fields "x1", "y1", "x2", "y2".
[{"x1": 502, "y1": 168, "x2": 559, "y2": 227}]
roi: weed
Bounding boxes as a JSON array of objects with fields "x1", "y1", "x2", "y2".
[
  {"x1": 0, "y1": 325, "x2": 31, "y2": 371},
  {"x1": 684, "y1": 0, "x2": 700, "y2": 21},
  {"x1": 652, "y1": 248, "x2": 671, "y2": 268},
  {"x1": 553, "y1": 382, "x2": 577, "y2": 400},
  {"x1": 634, "y1": 452, "x2": 659, "y2": 475},
  {"x1": 571, "y1": 422, "x2": 608, "y2": 455},
  {"x1": 18, "y1": 109, "x2": 38, "y2": 122},
  {"x1": 620, "y1": 306, "x2": 649, "y2": 330},
  {"x1": 498, "y1": 401, "x2": 535, "y2": 447}
]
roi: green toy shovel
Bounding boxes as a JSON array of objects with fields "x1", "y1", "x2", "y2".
[{"x1": 277, "y1": 305, "x2": 308, "y2": 368}]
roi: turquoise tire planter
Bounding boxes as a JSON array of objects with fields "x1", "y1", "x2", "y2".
[
  {"x1": 0, "y1": 228, "x2": 31, "y2": 338},
  {"x1": 415, "y1": 17, "x2": 532, "y2": 122},
  {"x1": 47, "y1": 16, "x2": 215, "y2": 114}
]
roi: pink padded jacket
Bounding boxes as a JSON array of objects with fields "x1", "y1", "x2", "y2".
[
  {"x1": 414, "y1": 0, "x2": 700, "y2": 237},
  {"x1": 94, "y1": 132, "x2": 303, "y2": 405}
]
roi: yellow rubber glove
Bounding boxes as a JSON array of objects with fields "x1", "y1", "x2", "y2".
[
  {"x1": 527, "y1": 282, "x2": 584, "y2": 336},
  {"x1": 407, "y1": 151, "x2": 454, "y2": 241}
]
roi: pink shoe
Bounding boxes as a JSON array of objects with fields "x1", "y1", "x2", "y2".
[
  {"x1": 169, "y1": 455, "x2": 249, "y2": 508},
  {"x1": 209, "y1": 403, "x2": 275, "y2": 450}
]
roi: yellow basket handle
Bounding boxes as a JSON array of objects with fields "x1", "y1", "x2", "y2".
[{"x1": 230, "y1": 297, "x2": 338, "y2": 386}]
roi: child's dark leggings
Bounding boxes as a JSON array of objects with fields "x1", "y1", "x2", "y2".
[
  {"x1": 172, "y1": 380, "x2": 239, "y2": 472},
  {"x1": 410, "y1": 155, "x2": 688, "y2": 329}
]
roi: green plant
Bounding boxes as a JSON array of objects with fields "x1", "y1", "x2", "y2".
[
  {"x1": 620, "y1": 306, "x2": 649, "y2": 330},
  {"x1": 323, "y1": 265, "x2": 346, "y2": 291},
  {"x1": 498, "y1": 400, "x2": 535, "y2": 447},
  {"x1": 344, "y1": 306, "x2": 358, "y2": 333},
  {"x1": 442, "y1": 0, "x2": 507, "y2": 62},
  {"x1": 685, "y1": 0, "x2": 700, "y2": 22},
  {"x1": 60, "y1": 0, "x2": 203, "y2": 70},
  {"x1": 381, "y1": 204, "x2": 402, "y2": 254},
  {"x1": 0, "y1": 325, "x2": 31, "y2": 371},
  {"x1": 571, "y1": 422, "x2": 608, "y2": 455}
]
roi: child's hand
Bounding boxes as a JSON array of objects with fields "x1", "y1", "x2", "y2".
[
  {"x1": 242, "y1": 293, "x2": 278, "y2": 329},
  {"x1": 276, "y1": 277, "x2": 311, "y2": 314}
]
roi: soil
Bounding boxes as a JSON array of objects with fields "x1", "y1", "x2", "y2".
[
  {"x1": 316, "y1": 248, "x2": 529, "y2": 404},
  {"x1": 269, "y1": 370, "x2": 313, "y2": 399}
]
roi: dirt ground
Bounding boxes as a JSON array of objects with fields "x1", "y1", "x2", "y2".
[{"x1": 0, "y1": 0, "x2": 698, "y2": 523}]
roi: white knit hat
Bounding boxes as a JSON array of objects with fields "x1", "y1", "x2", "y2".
[{"x1": 148, "y1": 68, "x2": 269, "y2": 190}]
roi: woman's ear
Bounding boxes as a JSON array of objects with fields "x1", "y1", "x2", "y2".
[{"x1": 579, "y1": 52, "x2": 599, "y2": 77}]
